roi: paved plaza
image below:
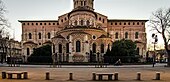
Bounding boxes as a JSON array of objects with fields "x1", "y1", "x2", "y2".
[{"x1": 0, "y1": 63, "x2": 170, "y2": 82}]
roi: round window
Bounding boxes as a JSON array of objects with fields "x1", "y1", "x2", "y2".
[{"x1": 93, "y1": 35, "x2": 96, "y2": 39}]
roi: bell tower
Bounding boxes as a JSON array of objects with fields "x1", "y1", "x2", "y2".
[{"x1": 73, "y1": 0, "x2": 94, "y2": 11}]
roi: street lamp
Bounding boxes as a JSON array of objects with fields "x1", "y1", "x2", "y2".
[{"x1": 152, "y1": 33, "x2": 158, "y2": 67}]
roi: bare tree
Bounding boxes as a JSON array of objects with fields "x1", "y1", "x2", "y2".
[
  {"x1": 0, "y1": 0, "x2": 10, "y2": 36},
  {"x1": 0, "y1": 0, "x2": 9, "y2": 28},
  {"x1": 0, "y1": 0, "x2": 10, "y2": 64},
  {"x1": 150, "y1": 8, "x2": 170, "y2": 66}
]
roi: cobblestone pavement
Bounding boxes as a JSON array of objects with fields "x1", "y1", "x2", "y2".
[{"x1": 0, "y1": 64, "x2": 170, "y2": 82}]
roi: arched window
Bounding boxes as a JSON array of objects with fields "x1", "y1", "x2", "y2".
[
  {"x1": 86, "y1": 20, "x2": 90, "y2": 26},
  {"x1": 80, "y1": 20, "x2": 84, "y2": 26},
  {"x1": 81, "y1": 1, "x2": 83, "y2": 6},
  {"x1": 47, "y1": 33, "x2": 51, "y2": 39},
  {"x1": 28, "y1": 33, "x2": 32, "y2": 39},
  {"x1": 115, "y1": 32, "x2": 118, "y2": 39},
  {"x1": 84, "y1": 1, "x2": 86, "y2": 6},
  {"x1": 38, "y1": 33, "x2": 41, "y2": 39},
  {"x1": 103, "y1": 19, "x2": 105, "y2": 23},
  {"x1": 74, "y1": 20, "x2": 77, "y2": 25},
  {"x1": 66, "y1": 43, "x2": 69, "y2": 53},
  {"x1": 27, "y1": 48, "x2": 30, "y2": 55},
  {"x1": 125, "y1": 32, "x2": 128, "y2": 39},
  {"x1": 137, "y1": 47, "x2": 140, "y2": 55},
  {"x1": 100, "y1": 44, "x2": 104, "y2": 53},
  {"x1": 58, "y1": 44, "x2": 62, "y2": 62},
  {"x1": 59, "y1": 44, "x2": 62, "y2": 53},
  {"x1": 76, "y1": 41, "x2": 81, "y2": 52},
  {"x1": 92, "y1": 43, "x2": 96, "y2": 53},
  {"x1": 99, "y1": 17, "x2": 101, "y2": 21},
  {"x1": 135, "y1": 32, "x2": 139, "y2": 39}
]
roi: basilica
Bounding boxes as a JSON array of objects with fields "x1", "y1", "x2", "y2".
[{"x1": 19, "y1": 0, "x2": 147, "y2": 62}]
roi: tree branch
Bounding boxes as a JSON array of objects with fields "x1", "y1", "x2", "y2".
[
  {"x1": 0, "y1": 0, "x2": 10, "y2": 38},
  {"x1": 149, "y1": 19, "x2": 162, "y2": 33}
]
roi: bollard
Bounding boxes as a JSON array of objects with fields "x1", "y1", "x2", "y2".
[
  {"x1": 69, "y1": 72, "x2": 73, "y2": 80},
  {"x1": 92, "y1": 72, "x2": 96, "y2": 80},
  {"x1": 23, "y1": 71, "x2": 28, "y2": 79},
  {"x1": 155, "y1": 72, "x2": 160, "y2": 80},
  {"x1": 2, "y1": 72, "x2": 6, "y2": 79},
  {"x1": 136, "y1": 72, "x2": 141, "y2": 80},
  {"x1": 114, "y1": 72, "x2": 119, "y2": 80},
  {"x1": 46, "y1": 71, "x2": 50, "y2": 80}
]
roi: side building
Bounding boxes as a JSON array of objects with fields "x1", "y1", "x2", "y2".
[{"x1": 0, "y1": 37, "x2": 22, "y2": 63}]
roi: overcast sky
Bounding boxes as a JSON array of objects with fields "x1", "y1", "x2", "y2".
[{"x1": 3, "y1": 0, "x2": 170, "y2": 49}]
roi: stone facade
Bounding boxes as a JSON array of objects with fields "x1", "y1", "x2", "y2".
[{"x1": 19, "y1": 0, "x2": 147, "y2": 62}]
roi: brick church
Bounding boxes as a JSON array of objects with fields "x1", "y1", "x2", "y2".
[{"x1": 19, "y1": 0, "x2": 147, "y2": 62}]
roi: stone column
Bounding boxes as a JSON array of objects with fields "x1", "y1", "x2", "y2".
[
  {"x1": 69, "y1": 72, "x2": 73, "y2": 80},
  {"x1": 137, "y1": 72, "x2": 141, "y2": 80},
  {"x1": 155, "y1": 72, "x2": 160, "y2": 80}
]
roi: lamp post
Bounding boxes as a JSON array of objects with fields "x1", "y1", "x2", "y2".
[{"x1": 152, "y1": 33, "x2": 158, "y2": 67}]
